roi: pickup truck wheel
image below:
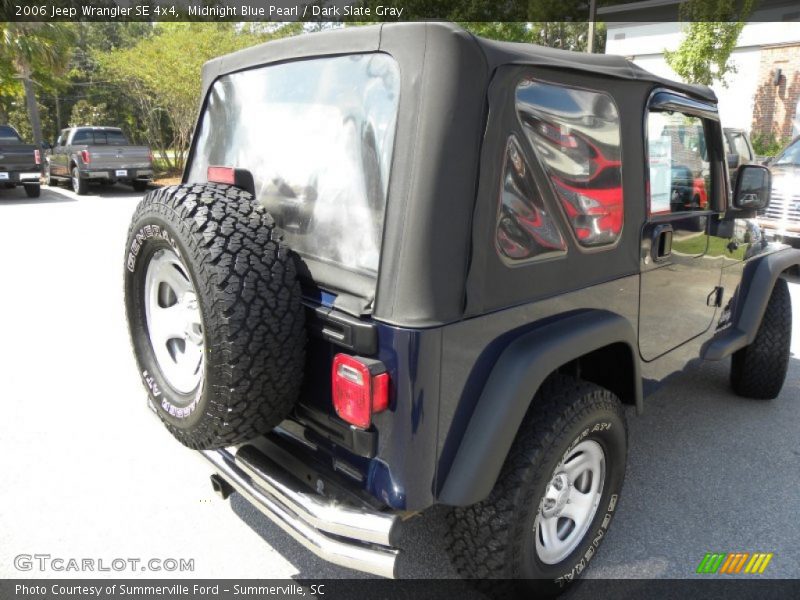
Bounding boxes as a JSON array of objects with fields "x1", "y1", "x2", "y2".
[
  {"x1": 124, "y1": 183, "x2": 306, "y2": 449},
  {"x1": 71, "y1": 166, "x2": 87, "y2": 195},
  {"x1": 446, "y1": 375, "x2": 627, "y2": 597},
  {"x1": 730, "y1": 277, "x2": 792, "y2": 400},
  {"x1": 132, "y1": 181, "x2": 148, "y2": 193},
  {"x1": 24, "y1": 184, "x2": 41, "y2": 198}
]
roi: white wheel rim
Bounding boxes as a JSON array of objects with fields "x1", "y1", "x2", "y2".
[
  {"x1": 144, "y1": 248, "x2": 205, "y2": 394},
  {"x1": 534, "y1": 439, "x2": 606, "y2": 565}
]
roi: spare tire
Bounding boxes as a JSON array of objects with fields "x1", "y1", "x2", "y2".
[{"x1": 124, "y1": 182, "x2": 305, "y2": 449}]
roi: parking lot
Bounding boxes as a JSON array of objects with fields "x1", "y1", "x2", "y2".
[{"x1": 1, "y1": 183, "x2": 798, "y2": 581}]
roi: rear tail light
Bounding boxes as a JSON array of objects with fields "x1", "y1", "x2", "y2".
[
  {"x1": 80, "y1": 150, "x2": 91, "y2": 164},
  {"x1": 207, "y1": 165, "x2": 236, "y2": 185},
  {"x1": 33, "y1": 149, "x2": 41, "y2": 165},
  {"x1": 331, "y1": 354, "x2": 389, "y2": 429},
  {"x1": 148, "y1": 149, "x2": 154, "y2": 164}
]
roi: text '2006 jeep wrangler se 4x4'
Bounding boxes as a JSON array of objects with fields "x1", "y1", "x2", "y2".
[{"x1": 123, "y1": 23, "x2": 798, "y2": 595}]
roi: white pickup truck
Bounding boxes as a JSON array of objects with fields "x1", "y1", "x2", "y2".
[{"x1": 45, "y1": 126, "x2": 153, "y2": 194}]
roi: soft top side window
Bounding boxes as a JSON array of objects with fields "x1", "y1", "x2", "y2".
[
  {"x1": 515, "y1": 79, "x2": 624, "y2": 249},
  {"x1": 495, "y1": 134, "x2": 567, "y2": 263}
]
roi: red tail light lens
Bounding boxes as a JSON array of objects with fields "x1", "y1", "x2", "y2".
[
  {"x1": 207, "y1": 166, "x2": 235, "y2": 185},
  {"x1": 34, "y1": 149, "x2": 41, "y2": 165},
  {"x1": 80, "y1": 150, "x2": 91, "y2": 164},
  {"x1": 148, "y1": 149, "x2": 154, "y2": 164},
  {"x1": 331, "y1": 354, "x2": 389, "y2": 429}
]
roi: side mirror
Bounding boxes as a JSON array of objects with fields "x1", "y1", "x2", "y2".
[
  {"x1": 727, "y1": 153, "x2": 740, "y2": 170},
  {"x1": 733, "y1": 164, "x2": 771, "y2": 210},
  {"x1": 40, "y1": 141, "x2": 52, "y2": 150}
]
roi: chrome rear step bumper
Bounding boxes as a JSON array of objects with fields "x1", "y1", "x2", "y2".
[{"x1": 201, "y1": 445, "x2": 399, "y2": 578}]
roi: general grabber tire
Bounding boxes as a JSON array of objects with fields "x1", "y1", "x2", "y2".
[
  {"x1": 731, "y1": 276, "x2": 792, "y2": 400},
  {"x1": 123, "y1": 183, "x2": 306, "y2": 449},
  {"x1": 446, "y1": 375, "x2": 628, "y2": 598}
]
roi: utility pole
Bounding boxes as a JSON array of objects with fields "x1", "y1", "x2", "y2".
[{"x1": 587, "y1": 0, "x2": 597, "y2": 53}]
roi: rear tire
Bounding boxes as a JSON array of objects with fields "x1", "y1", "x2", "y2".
[
  {"x1": 24, "y1": 183, "x2": 41, "y2": 198},
  {"x1": 124, "y1": 183, "x2": 306, "y2": 449},
  {"x1": 71, "y1": 166, "x2": 87, "y2": 195},
  {"x1": 132, "y1": 180, "x2": 148, "y2": 193},
  {"x1": 446, "y1": 375, "x2": 627, "y2": 598},
  {"x1": 730, "y1": 277, "x2": 792, "y2": 399}
]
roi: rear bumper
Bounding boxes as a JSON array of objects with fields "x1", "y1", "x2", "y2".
[
  {"x1": 201, "y1": 445, "x2": 400, "y2": 578},
  {"x1": 80, "y1": 168, "x2": 153, "y2": 180},
  {"x1": 0, "y1": 170, "x2": 41, "y2": 184}
]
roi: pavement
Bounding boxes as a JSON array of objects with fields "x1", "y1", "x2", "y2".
[{"x1": 0, "y1": 183, "x2": 798, "y2": 582}]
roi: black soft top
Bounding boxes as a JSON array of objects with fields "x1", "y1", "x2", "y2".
[
  {"x1": 193, "y1": 22, "x2": 720, "y2": 326},
  {"x1": 201, "y1": 22, "x2": 715, "y2": 104},
  {"x1": 475, "y1": 36, "x2": 716, "y2": 103}
]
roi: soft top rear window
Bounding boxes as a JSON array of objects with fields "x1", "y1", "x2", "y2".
[{"x1": 187, "y1": 53, "x2": 400, "y2": 278}]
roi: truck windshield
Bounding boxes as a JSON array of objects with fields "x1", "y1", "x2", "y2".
[{"x1": 187, "y1": 53, "x2": 400, "y2": 277}]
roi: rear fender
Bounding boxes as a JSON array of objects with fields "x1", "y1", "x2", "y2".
[{"x1": 438, "y1": 309, "x2": 641, "y2": 506}]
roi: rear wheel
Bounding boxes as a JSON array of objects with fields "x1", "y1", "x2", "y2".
[
  {"x1": 71, "y1": 166, "x2": 87, "y2": 195},
  {"x1": 132, "y1": 180, "x2": 148, "y2": 193},
  {"x1": 446, "y1": 375, "x2": 627, "y2": 597},
  {"x1": 124, "y1": 183, "x2": 306, "y2": 449},
  {"x1": 731, "y1": 277, "x2": 792, "y2": 399},
  {"x1": 24, "y1": 183, "x2": 40, "y2": 198}
]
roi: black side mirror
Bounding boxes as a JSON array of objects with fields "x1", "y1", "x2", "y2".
[
  {"x1": 40, "y1": 141, "x2": 52, "y2": 150},
  {"x1": 733, "y1": 164, "x2": 771, "y2": 210},
  {"x1": 726, "y1": 153, "x2": 740, "y2": 170}
]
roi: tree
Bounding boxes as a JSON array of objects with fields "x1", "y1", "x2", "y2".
[
  {"x1": 664, "y1": 0, "x2": 755, "y2": 87},
  {"x1": 0, "y1": 23, "x2": 74, "y2": 145},
  {"x1": 69, "y1": 100, "x2": 109, "y2": 127},
  {"x1": 97, "y1": 23, "x2": 301, "y2": 172}
]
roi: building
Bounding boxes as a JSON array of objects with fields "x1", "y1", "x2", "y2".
[{"x1": 600, "y1": 0, "x2": 800, "y2": 144}]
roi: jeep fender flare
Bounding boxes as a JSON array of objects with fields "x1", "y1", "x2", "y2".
[
  {"x1": 438, "y1": 309, "x2": 641, "y2": 506},
  {"x1": 703, "y1": 248, "x2": 800, "y2": 361}
]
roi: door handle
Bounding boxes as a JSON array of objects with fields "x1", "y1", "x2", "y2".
[{"x1": 651, "y1": 223, "x2": 673, "y2": 263}]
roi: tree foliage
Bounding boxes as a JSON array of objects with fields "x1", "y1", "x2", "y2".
[
  {"x1": 69, "y1": 99, "x2": 109, "y2": 127},
  {"x1": 664, "y1": 0, "x2": 755, "y2": 87},
  {"x1": 0, "y1": 23, "x2": 74, "y2": 143},
  {"x1": 97, "y1": 23, "x2": 299, "y2": 171}
]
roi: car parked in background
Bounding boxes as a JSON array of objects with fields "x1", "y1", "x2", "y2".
[
  {"x1": 760, "y1": 135, "x2": 800, "y2": 247},
  {"x1": 0, "y1": 124, "x2": 41, "y2": 198},
  {"x1": 45, "y1": 126, "x2": 153, "y2": 195}
]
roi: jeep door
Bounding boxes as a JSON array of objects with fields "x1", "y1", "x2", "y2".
[{"x1": 638, "y1": 93, "x2": 725, "y2": 360}]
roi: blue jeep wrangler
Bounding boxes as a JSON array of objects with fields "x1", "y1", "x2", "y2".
[{"x1": 123, "y1": 23, "x2": 798, "y2": 595}]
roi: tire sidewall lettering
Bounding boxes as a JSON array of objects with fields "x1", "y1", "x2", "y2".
[{"x1": 127, "y1": 222, "x2": 181, "y2": 273}]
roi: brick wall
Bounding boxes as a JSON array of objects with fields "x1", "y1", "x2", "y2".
[{"x1": 751, "y1": 44, "x2": 800, "y2": 143}]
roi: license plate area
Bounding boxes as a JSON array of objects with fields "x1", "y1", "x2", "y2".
[
  {"x1": 115, "y1": 169, "x2": 127, "y2": 177},
  {"x1": 0, "y1": 172, "x2": 8, "y2": 180}
]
